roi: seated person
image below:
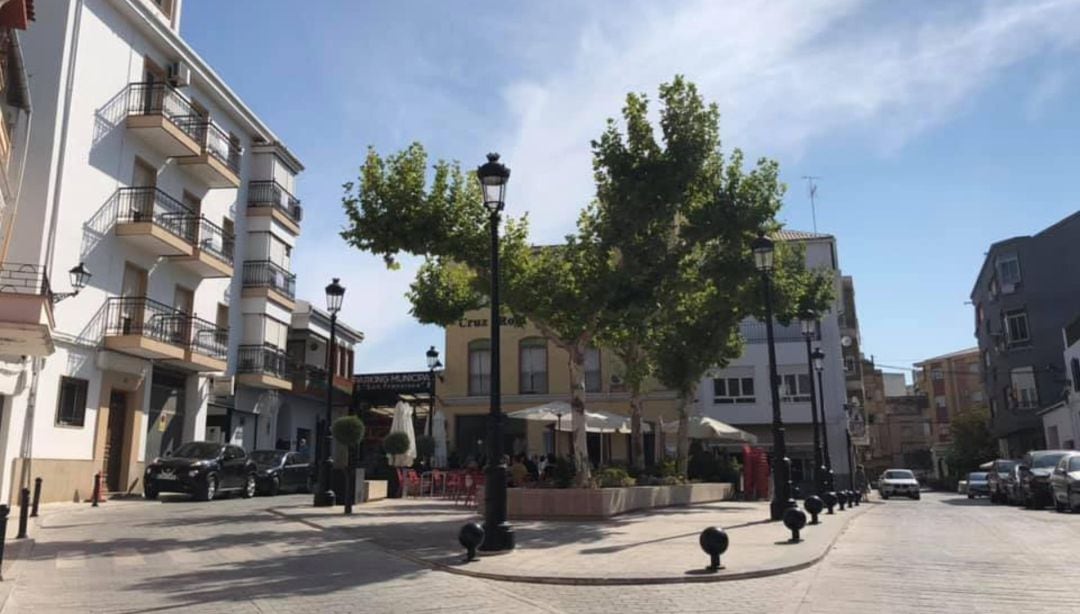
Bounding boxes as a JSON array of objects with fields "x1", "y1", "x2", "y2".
[{"x1": 510, "y1": 455, "x2": 528, "y2": 486}]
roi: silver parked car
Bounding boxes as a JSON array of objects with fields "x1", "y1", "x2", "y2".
[{"x1": 1050, "y1": 452, "x2": 1080, "y2": 513}]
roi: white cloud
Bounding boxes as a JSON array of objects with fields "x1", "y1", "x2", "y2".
[{"x1": 501, "y1": 0, "x2": 1080, "y2": 242}]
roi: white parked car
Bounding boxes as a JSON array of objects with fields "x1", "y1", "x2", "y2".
[{"x1": 879, "y1": 469, "x2": 920, "y2": 500}]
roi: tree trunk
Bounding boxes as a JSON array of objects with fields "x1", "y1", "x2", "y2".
[
  {"x1": 630, "y1": 387, "x2": 645, "y2": 471},
  {"x1": 568, "y1": 345, "x2": 592, "y2": 486},
  {"x1": 675, "y1": 382, "x2": 698, "y2": 476}
]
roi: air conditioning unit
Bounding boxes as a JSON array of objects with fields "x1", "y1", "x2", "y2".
[
  {"x1": 211, "y1": 376, "x2": 235, "y2": 397},
  {"x1": 167, "y1": 61, "x2": 191, "y2": 87},
  {"x1": 293, "y1": 204, "x2": 303, "y2": 222}
]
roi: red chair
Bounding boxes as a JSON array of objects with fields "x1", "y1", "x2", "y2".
[
  {"x1": 404, "y1": 469, "x2": 421, "y2": 497},
  {"x1": 462, "y1": 472, "x2": 486, "y2": 508},
  {"x1": 446, "y1": 470, "x2": 465, "y2": 501},
  {"x1": 430, "y1": 469, "x2": 446, "y2": 497}
]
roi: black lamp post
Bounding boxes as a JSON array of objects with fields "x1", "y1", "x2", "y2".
[
  {"x1": 813, "y1": 347, "x2": 834, "y2": 490},
  {"x1": 752, "y1": 232, "x2": 791, "y2": 521},
  {"x1": 314, "y1": 277, "x2": 345, "y2": 507},
  {"x1": 801, "y1": 313, "x2": 824, "y2": 495},
  {"x1": 477, "y1": 153, "x2": 514, "y2": 552},
  {"x1": 426, "y1": 345, "x2": 442, "y2": 440},
  {"x1": 51, "y1": 262, "x2": 91, "y2": 303}
]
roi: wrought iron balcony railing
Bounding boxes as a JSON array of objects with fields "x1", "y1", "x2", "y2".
[
  {"x1": 116, "y1": 186, "x2": 198, "y2": 243},
  {"x1": 237, "y1": 344, "x2": 291, "y2": 380},
  {"x1": 193, "y1": 216, "x2": 235, "y2": 265},
  {"x1": 248, "y1": 180, "x2": 303, "y2": 224},
  {"x1": 242, "y1": 260, "x2": 295, "y2": 299}
]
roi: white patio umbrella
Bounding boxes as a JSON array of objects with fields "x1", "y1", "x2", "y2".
[
  {"x1": 388, "y1": 401, "x2": 417, "y2": 467},
  {"x1": 432, "y1": 410, "x2": 448, "y2": 468},
  {"x1": 662, "y1": 415, "x2": 758, "y2": 444}
]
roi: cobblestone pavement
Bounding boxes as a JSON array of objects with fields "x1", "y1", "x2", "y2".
[{"x1": 3, "y1": 491, "x2": 1080, "y2": 613}]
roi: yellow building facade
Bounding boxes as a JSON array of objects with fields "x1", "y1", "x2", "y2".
[{"x1": 439, "y1": 309, "x2": 679, "y2": 464}]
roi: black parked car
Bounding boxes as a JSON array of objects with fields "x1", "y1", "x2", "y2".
[
  {"x1": 1050, "y1": 451, "x2": 1080, "y2": 513},
  {"x1": 987, "y1": 459, "x2": 1019, "y2": 504},
  {"x1": 144, "y1": 442, "x2": 256, "y2": 501},
  {"x1": 1019, "y1": 450, "x2": 1072, "y2": 509},
  {"x1": 250, "y1": 450, "x2": 313, "y2": 495}
]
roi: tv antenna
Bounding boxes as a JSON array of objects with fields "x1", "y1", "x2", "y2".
[{"x1": 802, "y1": 176, "x2": 821, "y2": 232}]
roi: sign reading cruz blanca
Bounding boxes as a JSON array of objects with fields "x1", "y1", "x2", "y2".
[
  {"x1": 456, "y1": 315, "x2": 526, "y2": 328},
  {"x1": 354, "y1": 371, "x2": 433, "y2": 395}
]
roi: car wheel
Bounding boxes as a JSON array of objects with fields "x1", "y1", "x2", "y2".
[
  {"x1": 881, "y1": 493, "x2": 889, "y2": 500},
  {"x1": 304, "y1": 475, "x2": 315, "y2": 493},
  {"x1": 144, "y1": 483, "x2": 158, "y2": 500},
  {"x1": 912, "y1": 493, "x2": 920, "y2": 500},
  {"x1": 968, "y1": 493, "x2": 974, "y2": 499},
  {"x1": 268, "y1": 476, "x2": 280, "y2": 497},
  {"x1": 199, "y1": 474, "x2": 218, "y2": 501},
  {"x1": 241, "y1": 474, "x2": 256, "y2": 499},
  {"x1": 1055, "y1": 497, "x2": 1066, "y2": 513}
]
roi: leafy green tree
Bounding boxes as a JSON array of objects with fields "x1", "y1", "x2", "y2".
[
  {"x1": 945, "y1": 407, "x2": 997, "y2": 475},
  {"x1": 332, "y1": 415, "x2": 367, "y2": 448}
]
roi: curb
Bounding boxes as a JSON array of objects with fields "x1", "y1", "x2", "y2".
[{"x1": 268, "y1": 502, "x2": 874, "y2": 586}]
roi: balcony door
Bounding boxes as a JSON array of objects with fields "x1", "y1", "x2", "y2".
[
  {"x1": 120, "y1": 264, "x2": 147, "y2": 335},
  {"x1": 172, "y1": 285, "x2": 194, "y2": 346}
]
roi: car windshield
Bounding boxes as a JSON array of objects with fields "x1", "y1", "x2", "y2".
[
  {"x1": 884, "y1": 470, "x2": 915, "y2": 480},
  {"x1": 968, "y1": 472, "x2": 988, "y2": 481},
  {"x1": 1070, "y1": 457, "x2": 1080, "y2": 471},
  {"x1": 249, "y1": 451, "x2": 286, "y2": 465},
  {"x1": 170, "y1": 442, "x2": 223, "y2": 459},
  {"x1": 995, "y1": 460, "x2": 1018, "y2": 473},
  {"x1": 1033, "y1": 453, "x2": 1068, "y2": 468}
]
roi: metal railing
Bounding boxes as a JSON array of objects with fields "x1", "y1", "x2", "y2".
[
  {"x1": 248, "y1": 180, "x2": 302, "y2": 224},
  {"x1": 188, "y1": 315, "x2": 228, "y2": 360},
  {"x1": 184, "y1": 119, "x2": 241, "y2": 175},
  {"x1": 738, "y1": 319, "x2": 812, "y2": 344},
  {"x1": 103, "y1": 297, "x2": 189, "y2": 346},
  {"x1": 242, "y1": 260, "x2": 295, "y2": 299},
  {"x1": 116, "y1": 187, "x2": 198, "y2": 243},
  {"x1": 237, "y1": 344, "x2": 290, "y2": 379},
  {"x1": 193, "y1": 216, "x2": 235, "y2": 265},
  {"x1": 292, "y1": 364, "x2": 328, "y2": 395},
  {"x1": 0, "y1": 262, "x2": 49, "y2": 296},
  {"x1": 125, "y1": 81, "x2": 204, "y2": 144}
]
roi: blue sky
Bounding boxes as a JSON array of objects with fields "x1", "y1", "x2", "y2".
[{"x1": 182, "y1": 0, "x2": 1080, "y2": 379}]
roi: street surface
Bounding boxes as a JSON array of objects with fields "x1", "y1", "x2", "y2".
[{"x1": 3, "y1": 491, "x2": 1078, "y2": 613}]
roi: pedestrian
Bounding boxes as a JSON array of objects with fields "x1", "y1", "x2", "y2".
[{"x1": 297, "y1": 437, "x2": 310, "y2": 459}]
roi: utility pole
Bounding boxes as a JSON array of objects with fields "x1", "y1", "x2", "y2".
[{"x1": 802, "y1": 176, "x2": 821, "y2": 233}]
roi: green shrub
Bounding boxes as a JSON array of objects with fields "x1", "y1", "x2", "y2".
[
  {"x1": 383, "y1": 431, "x2": 411, "y2": 456},
  {"x1": 416, "y1": 435, "x2": 436, "y2": 458},
  {"x1": 331, "y1": 416, "x2": 366, "y2": 447},
  {"x1": 596, "y1": 467, "x2": 636, "y2": 488},
  {"x1": 552, "y1": 456, "x2": 577, "y2": 488}
]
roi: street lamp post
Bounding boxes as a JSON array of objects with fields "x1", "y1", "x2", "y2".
[
  {"x1": 752, "y1": 232, "x2": 792, "y2": 521},
  {"x1": 477, "y1": 153, "x2": 514, "y2": 552},
  {"x1": 426, "y1": 346, "x2": 441, "y2": 470},
  {"x1": 51, "y1": 262, "x2": 92, "y2": 303},
  {"x1": 813, "y1": 348, "x2": 834, "y2": 490},
  {"x1": 801, "y1": 313, "x2": 824, "y2": 495},
  {"x1": 314, "y1": 278, "x2": 345, "y2": 507}
]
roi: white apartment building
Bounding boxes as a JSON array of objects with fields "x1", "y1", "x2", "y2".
[
  {"x1": 0, "y1": 0, "x2": 307, "y2": 504},
  {"x1": 1040, "y1": 316, "x2": 1080, "y2": 451},
  {"x1": 697, "y1": 231, "x2": 853, "y2": 490}
]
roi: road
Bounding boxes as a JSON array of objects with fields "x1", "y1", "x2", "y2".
[{"x1": 3, "y1": 491, "x2": 1079, "y2": 613}]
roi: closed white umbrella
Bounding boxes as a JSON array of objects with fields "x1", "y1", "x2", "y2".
[
  {"x1": 388, "y1": 401, "x2": 417, "y2": 467},
  {"x1": 433, "y1": 410, "x2": 448, "y2": 468}
]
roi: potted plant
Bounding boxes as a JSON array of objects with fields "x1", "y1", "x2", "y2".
[{"x1": 331, "y1": 416, "x2": 366, "y2": 514}]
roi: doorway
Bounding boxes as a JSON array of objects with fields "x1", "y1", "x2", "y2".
[
  {"x1": 103, "y1": 391, "x2": 128, "y2": 491},
  {"x1": 147, "y1": 369, "x2": 187, "y2": 459}
]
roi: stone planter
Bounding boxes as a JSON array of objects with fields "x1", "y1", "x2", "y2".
[{"x1": 480, "y1": 483, "x2": 734, "y2": 519}]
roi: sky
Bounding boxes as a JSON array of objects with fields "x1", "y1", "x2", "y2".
[{"x1": 182, "y1": 0, "x2": 1080, "y2": 380}]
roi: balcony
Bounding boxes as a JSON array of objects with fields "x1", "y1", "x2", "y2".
[
  {"x1": 169, "y1": 216, "x2": 235, "y2": 278},
  {"x1": 0, "y1": 263, "x2": 54, "y2": 357},
  {"x1": 236, "y1": 344, "x2": 292, "y2": 390},
  {"x1": 248, "y1": 180, "x2": 302, "y2": 235},
  {"x1": 174, "y1": 316, "x2": 228, "y2": 372},
  {"x1": 242, "y1": 260, "x2": 296, "y2": 310},
  {"x1": 738, "y1": 320, "x2": 812, "y2": 344},
  {"x1": 124, "y1": 82, "x2": 203, "y2": 158},
  {"x1": 102, "y1": 297, "x2": 188, "y2": 361},
  {"x1": 114, "y1": 187, "x2": 198, "y2": 257},
  {"x1": 291, "y1": 364, "x2": 353, "y2": 402},
  {"x1": 176, "y1": 120, "x2": 241, "y2": 189}
]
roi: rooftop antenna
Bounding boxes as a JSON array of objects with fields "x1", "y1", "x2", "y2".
[{"x1": 802, "y1": 176, "x2": 821, "y2": 232}]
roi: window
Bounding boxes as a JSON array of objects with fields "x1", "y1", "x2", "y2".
[
  {"x1": 780, "y1": 373, "x2": 812, "y2": 403},
  {"x1": 1071, "y1": 358, "x2": 1080, "y2": 393},
  {"x1": 931, "y1": 368, "x2": 944, "y2": 380},
  {"x1": 468, "y1": 340, "x2": 491, "y2": 396},
  {"x1": 1048, "y1": 425, "x2": 1060, "y2": 449},
  {"x1": 584, "y1": 347, "x2": 601, "y2": 393},
  {"x1": 843, "y1": 356, "x2": 855, "y2": 373},
  {"x1": 990, "y1": 398, "x2": 997, "y2": 418},
  {"x1": 935, "y1": 396, "x2": 947, "y2": 409},
  {"x1": 714, "y1": 377, "x2": 755, "y2": 404},
  {"x1": 1010, "y1": 367, "x2": 1038, "y2": 409},
  {"x1": 936, "y1": 405, "x2": 949, "y2": 423},
  {"x1": 56, "y1": 377, "x2": 89, "y2": 427},
  {"x1": 996, "y1": 254, "x2": 1021, "y2": 286},
  {"x1": 519, "y1": 338, "x2": 548, "y2": 394},
  {"x1": 984, "y1": 350, "x2": 992, "y2": 368},
  {"x1": 1004, "y1": 310, "x2": 1030, "y2": 345}
]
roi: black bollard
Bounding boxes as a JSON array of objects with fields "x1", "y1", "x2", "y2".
[
  {"x1": 16, "y1": 488, "x2": 29, "y2": 539},
  {"x1": 30, "y1": 477, "x2": 42, "y2": 518},
  {"x1": 459, "y1": 522, "x2": 485, "y2": 562},
  {"x1": 804, "y1": 495, "x2": 824, "y2": 525},
  {"x1": 836, "y1": 490, "x2": 847, "y2": 511},
  {"x1": 91, "y1": 473, "x2": 101, "y2": 507},
  {"x1": 823, "y1": 491, "x2": 837, "y2": 515},
  {"x1": 0, "y1": 504, "x2": 8, "y2": 578},
  {"x1": 783, "y1": 507, "x2": 807, "y2": 543},
  {"x1": 852, "y1": 490, "x2": 861, "y2": 506},
  {"x1": 699, "y1": 527, "x2": 729, "y2": 572}
]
